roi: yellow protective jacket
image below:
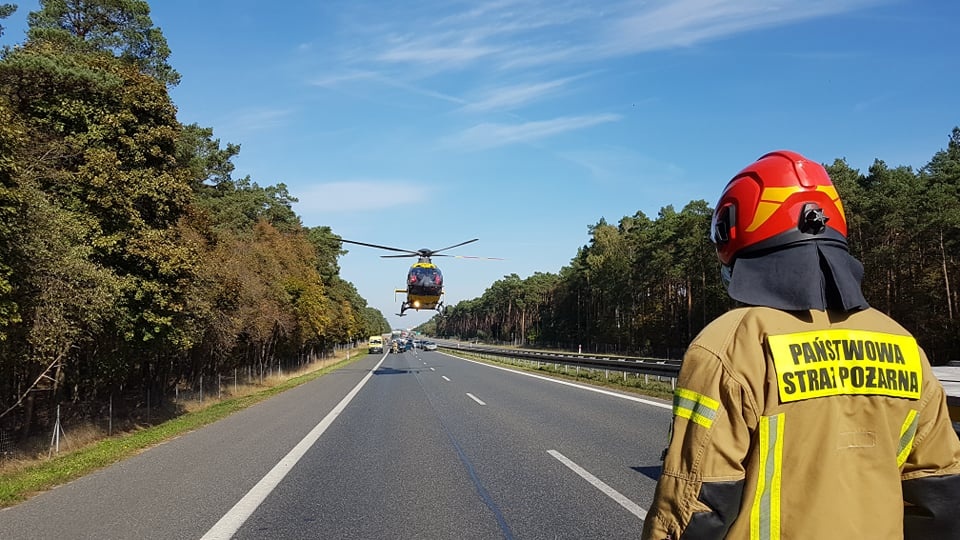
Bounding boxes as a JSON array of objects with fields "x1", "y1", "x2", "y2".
[{"x1": 642, "y1": 307, "x2": 960, "y2": 540}]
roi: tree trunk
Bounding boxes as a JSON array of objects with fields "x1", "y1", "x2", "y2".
[
  {"x1": 941, "y1": 229, "x2": 954, "y2": 320},
  {"x1": 20, "y1": 392, "x2": 35, "y2": 441}
]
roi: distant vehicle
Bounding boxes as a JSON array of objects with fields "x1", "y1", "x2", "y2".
[
  {"x1": 390, "y1": 340, "x2": 399, "y2": 354},
  {"x1": 368, "y1": 336, "x2": 383, "y2": 354},
  {"x1": 424, "y1": 341, "x2": 438, "y2": 351}
]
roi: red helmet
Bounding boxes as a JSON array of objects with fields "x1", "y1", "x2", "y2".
[{"x1": 711, "y1": 150, "x2": 847, "y2": 267}]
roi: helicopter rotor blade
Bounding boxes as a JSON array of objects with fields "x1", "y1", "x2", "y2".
[
  {"x1": 339, "y1": 239, "x2": 419, "y2": 256},
  {"x1": 452, "y1": 255, "x2": 506, "y2": 260},
  {"x1": 430, "y1": 238, "x2": 479, "y2": 255}
]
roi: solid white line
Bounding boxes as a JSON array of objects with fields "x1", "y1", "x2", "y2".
[
  {"x1": 548, "y1": 450, "x2": 647, "y2": 520},
  {"x1": 466, "y1": 392, "x2": 486, "y2": 405},
  {"x1": 442, "y1": 376, "x2": 451, "y2": 382},
  {"x1": 201, "y1": 355, "x2": 388, "y2": 540},
  {"x1": 443, "y1": 353, "x2": 670, "y2": 410}
]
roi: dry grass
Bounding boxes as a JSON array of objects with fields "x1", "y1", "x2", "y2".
[
  {"x1": 0, "y1": 422, "x2": 107, "y2": 477},
  {"x1": 0, "y1": 349, "x2": 362, "y2": 477}
]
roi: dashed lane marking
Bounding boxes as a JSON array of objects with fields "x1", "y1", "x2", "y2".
[{"x1": 548, "y1": 449, "x2": 647, "y2": 520}]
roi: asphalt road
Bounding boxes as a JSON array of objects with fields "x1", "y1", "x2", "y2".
[{"x1": 0, "y1": 348, "x2": 674, "y2": 539}]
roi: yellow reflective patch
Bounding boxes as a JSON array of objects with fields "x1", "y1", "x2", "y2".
[
  {"x1": 816, "y1": 185, "x2": 846, "y2": 222},
  {"x1": 745, "y1": 185, "x2": 846, "y2": 233},
  {"x1": 673, "y1": 387, "x2": 720, "y2": 429},
  {"x1": 759, "y1": 187, "x2": 797, "y2": 203},
  {"x1": 768, "y1": 329, "x2": 922, "y2": 403},
  {"x1": 751, "y1": 414, "x2": 784, "y2": 540},
  {"x1": 897, "y1": 409, "x2": 919, "y2": 468},
  {"x1": 816, "y1": 185, "x2": 838, "y2": 200},
  {"x1": 745, "y1": 201, "x2": 780, "y2": 232}
]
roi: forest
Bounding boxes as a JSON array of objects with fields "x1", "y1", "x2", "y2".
[
  {"x1": 430, "y1": 133, "x2": 960, "y2": 366},
  {"x1": 0, "y1": 2, "x2": 391, "y2": 442},
  {"x1": 2, "y1": 1, "x2": 958, "y2": 447}
]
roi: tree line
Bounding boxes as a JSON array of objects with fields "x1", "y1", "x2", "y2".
[
  {"x1": 431, "y1": 130, "x2": 960, "y2": 365},
  {"x1": 0, "y1": 1, "x2": 390, "y2": 441}
]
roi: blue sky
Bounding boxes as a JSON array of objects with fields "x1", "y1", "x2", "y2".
[{"x1": 2, "y1": 1, "x2": 957, "y2": 330}]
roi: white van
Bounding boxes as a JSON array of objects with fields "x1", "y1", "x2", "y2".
[{"x1": 368, "y1": 336, "x2": 383, "y2": 353}]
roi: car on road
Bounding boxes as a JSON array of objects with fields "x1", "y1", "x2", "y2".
[{"x1": 423, "y1": 341, "x2": 437, "y2": 351}]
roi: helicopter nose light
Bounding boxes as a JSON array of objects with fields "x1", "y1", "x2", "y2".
[{"x1": 413, "y1": 300, "x2": 421, "y2": 308}]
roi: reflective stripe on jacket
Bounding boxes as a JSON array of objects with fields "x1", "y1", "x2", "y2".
[{"x1": 641, "y1": 307, "x2": 960, "y2": 540}]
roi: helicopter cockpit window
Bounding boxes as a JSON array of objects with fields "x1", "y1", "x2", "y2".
[{"x1": 408, "y1": 266, "x2": 442, "y2": 295}]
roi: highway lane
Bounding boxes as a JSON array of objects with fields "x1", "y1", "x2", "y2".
[
  {"x1": 0, "y1": 348, "x2": 674, "y2": 539},
  {"x1": 0, "y1": 354, "x2": 387, "y2": 540},
  {"x1": 230, "y1": 347, "x2": 672, "y2": 539}
]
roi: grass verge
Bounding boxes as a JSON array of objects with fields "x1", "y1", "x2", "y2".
[
  {"x1": 441, "y1": 348, "x2": 675, "y2": 401},
  {"x1": 0, "y1": 349, "x2": 366, "y2": 508}
]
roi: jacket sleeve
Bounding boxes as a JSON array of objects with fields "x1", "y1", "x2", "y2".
[
  {"x1": 641, "y1": 344, "x2": 755, "y2": 540},
  {"x1": 901, "y1": 359, "x2": 960, "y2": 540}
]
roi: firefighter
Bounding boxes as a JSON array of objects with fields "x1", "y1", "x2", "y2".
[{"x1": 641, "y1": 151, "x2": 960, "y2": 539}]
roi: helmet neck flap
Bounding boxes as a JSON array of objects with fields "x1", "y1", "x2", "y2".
[{"x1": 724, "y1": 239, "x2": 868, "y2": 312}]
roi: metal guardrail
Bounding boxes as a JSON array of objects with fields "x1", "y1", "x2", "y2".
[{"x1": 436, "y1": 340, "x2": 682, "y2": 378}]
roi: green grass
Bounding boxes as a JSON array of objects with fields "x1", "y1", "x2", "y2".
[
  {"x1": 0, "y1": 352, "x2": 366, "y2": 508},
  {"x1": 443, "y1": 348, "x2": 676, "y2": 401}
]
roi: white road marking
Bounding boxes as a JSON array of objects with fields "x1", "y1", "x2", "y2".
[
  {"x1": 442, "y1": 376, "x2": 451, "y2": 382},
  {"x1": 201, "y1": 355, "x2": 388, "y2": 540},
  {"x1": 548, "y1": 450, "x2": 647, "y2": 520},
  {"x1": 466, "y1": 393, "x2": 486, "y2": 405},
  {"x1": 444, "y1": 353, "x2": 670, "y2": 410},
  {"x1": 430, "y1": 367, "x2": 435, "y2": 371}
]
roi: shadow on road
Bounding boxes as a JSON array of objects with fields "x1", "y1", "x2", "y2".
[
  {"x1": 374, "y1": 367, "x2": 422, "y2": 375},
  {"x1": 631, "y1": 465, "x2": 662, "y2": 481}
]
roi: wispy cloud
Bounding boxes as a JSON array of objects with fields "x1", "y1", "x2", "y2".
[
  {"x1": 219, "y1": 108, "x2": 295, "y2": 136},
  {"x1": 557, "y1": 147, "x2": 686, "y2": 185},
  {"x1": 347, "y1": 0, "x2": 884, "y2": 71},
  {"x1": 310, "y1": 70, "x2": 466, "y2": 105},
  {"x1": 447, "y1": 114, "x2": 621, "y2": 150},
  {"x1": 293, "y1": 180, "x2": 430, "y2": 213},
  {"x1": 310, "y1": 70, "x2": 379, "y2": 88},
  {"x1": 853, "y1": 92, "x2": 894, "y2": 113},
  {"x1": 602, "y1": 0, "x2": 883, "y2": 55},
  {"x1": 461, "y1": 77, "x2": 579, "y2": 113},
  {"x1": 377, "y1": 41, "x2": 499, "y2": 66}
]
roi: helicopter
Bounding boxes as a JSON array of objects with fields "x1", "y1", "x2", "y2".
[{"x1": 339, "y1": 238, "x2": 500, "y2": 317}]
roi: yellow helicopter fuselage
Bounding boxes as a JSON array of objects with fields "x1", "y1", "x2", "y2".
[{"x1": 400, "y1": 261, "x2": 444, "y2": 311}]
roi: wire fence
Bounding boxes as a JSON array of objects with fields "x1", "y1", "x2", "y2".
[{"x1": 0, "y1": 343, "x2": 363, "y2": 463}]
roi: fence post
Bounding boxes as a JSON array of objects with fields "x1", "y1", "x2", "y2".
[{"x1": 49, "y1": 405, "x2": 64, "y2": 456}]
